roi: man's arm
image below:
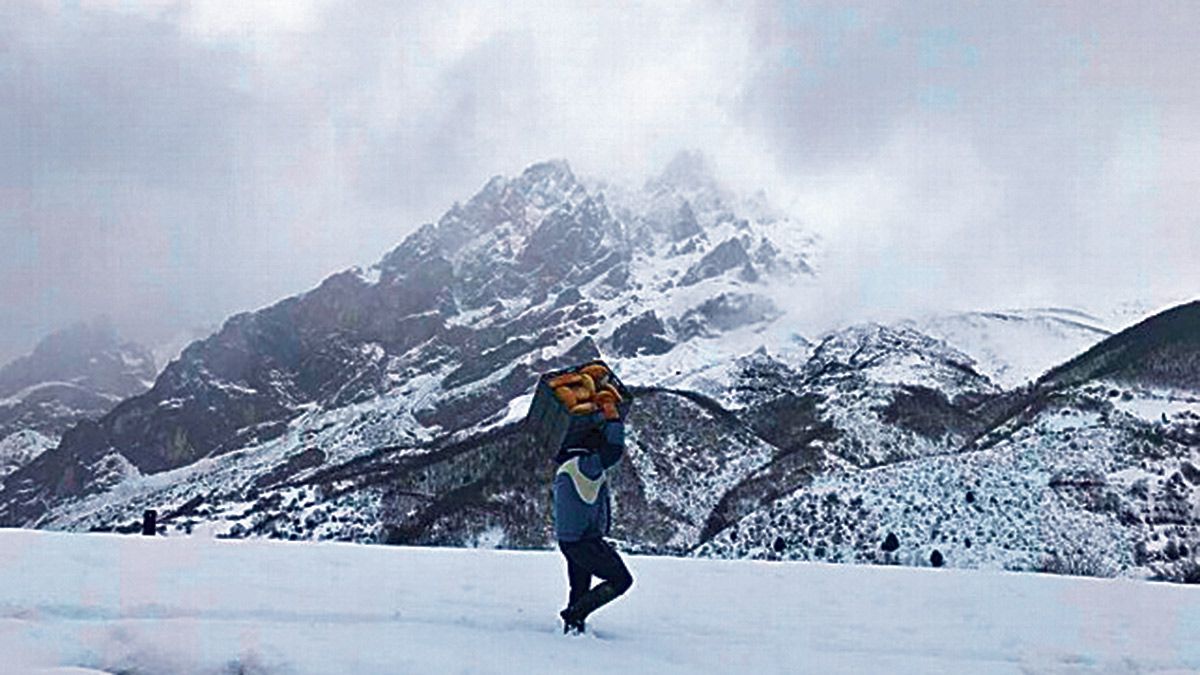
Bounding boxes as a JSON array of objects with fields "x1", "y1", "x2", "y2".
[{"x1": 597, "y1": 418, "x2": 624, "y2": 470}]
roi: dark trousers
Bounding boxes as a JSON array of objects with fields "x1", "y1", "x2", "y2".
[{"x1": 559, "y1": 537, "x2": 633, "y2": 620}]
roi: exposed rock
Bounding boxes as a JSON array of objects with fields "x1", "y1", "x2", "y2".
[
  {"x1": 679, "y1": 238, "x2": 752, "y2": 287},
  {"x1": 609, "y1": 311, "x2": 674, "y2": 357},
  {"x1": 673, "y1": 293, "x2": 780, "y2": 341},
  {"x1": 670, "y1": 202, "x2": 703, "y2": 242},
  {"x1": 0, "y1": 318, "x2": 156, "y2": 441}
]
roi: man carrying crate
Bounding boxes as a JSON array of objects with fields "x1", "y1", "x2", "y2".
[{"x1": 552, "y1": 386, "x2": 633, "y2": 635}]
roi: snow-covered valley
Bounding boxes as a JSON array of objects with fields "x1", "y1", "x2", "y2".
[{"x1": 1, "y1": 529, "x2": 1198, "y2": 674}]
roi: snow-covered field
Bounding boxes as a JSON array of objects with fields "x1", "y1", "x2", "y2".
[{"x1": 1, "y1": 531, "x2": 1198, "y2": 674}]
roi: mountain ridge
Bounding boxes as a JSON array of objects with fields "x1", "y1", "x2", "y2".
[
  {"x1": 5, "y1": 155, "x2": 1193, "y2": 583},
  {"x1": 0, "y1": 318, "x2": 155, "y2": 478},
  {"x1": 0, "y1": 154, "x2": 815, "y2": 527}
]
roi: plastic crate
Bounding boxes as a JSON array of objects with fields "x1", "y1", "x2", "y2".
[{"x1": 525, "y1": 358, "x2": 633, "y2": 454}]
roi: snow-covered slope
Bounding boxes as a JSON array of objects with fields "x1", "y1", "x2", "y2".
[
  {"x1": 28, "y1": 388, "x2": 789, "y2": 557},
  {"x1": 1, "y1": 529, "x2": 1197, "y2": 675},
  {"x1": 912, "y1": 308, "x2": 1113, "y2": 388},
  {"x1": 0, "y1": 320, "x2": 156, "y2": 477},
  {"x1": 0, "y1": 430, "x2": 56, "y2": 479},
  {"x1": 798, "y1": 323, "x2": 1000, "y2": 468},
  {"x1": 699, "y1": 302, "x2": 1200, "y2": 583},
  {"x1": 0, "y1": 320, "x2": 156, "y2": 433},
  {"x1": 697, "y1": 380, "x2": 1200, "y2": 576}
]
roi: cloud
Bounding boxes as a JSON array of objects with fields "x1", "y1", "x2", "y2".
[
  {"x1": 743, "y1": 0, "x2": 1200, "y2": 321},
  {"x1": 0, "y1": 0, "x2": 1197, "y2": 363}
]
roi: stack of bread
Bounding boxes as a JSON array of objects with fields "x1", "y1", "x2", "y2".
[{"x1": 548, "y1": 363, "x2": 624, "y2": 418}]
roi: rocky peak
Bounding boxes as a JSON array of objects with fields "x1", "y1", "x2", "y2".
[
  {"x1": 510, "y1": 159, "x2": 582, "y2": 208},
  {"x1": 648, "y1": 150, "x2": 720, "y2": 195},
  {"x1": 0, "y1": 318, "x2": 157, "y2": 482},
  {"x1": 670, "y1": 201, "x2": 703, "y2": 242},
  {"x1": 608, "y1": 311, "x2": 674, "y2": 357},
  {"x1": 381, "y1": 160, "x2": 603, "y2": 285},
  {"x1": 602, "y1": 152, "x2": 813, "y2": 290},
  {"x1": 0, "y1": 318, "x2": 155, "y2": 399},
  {"x1": 0, "y1": 154, "x2": 820, "y2": 529},
  {"x1": 679, "y1": 237, "x2": 753, "y2": 287}
]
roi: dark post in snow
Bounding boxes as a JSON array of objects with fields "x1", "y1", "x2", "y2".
[{"x1": 142, "y1": 509, "x2": 157, "y2": 536}]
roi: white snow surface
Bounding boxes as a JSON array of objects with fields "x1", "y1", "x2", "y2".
[
  {"x1": 1, "y1": 530, "x2": 1198, "y2": 675},
  {"x1": 911, "y1": 308, "x2": 1113, "y2": 388},
  {"x1": 1109, "y1": 386, "x2": 1200, "y2": 424},
  {"x1": 0, "y1": 381, "x2": 97, "y2": 408}
]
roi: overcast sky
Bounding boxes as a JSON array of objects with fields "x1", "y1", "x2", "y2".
[{"x1": 1, "y1": 0, "x2": 1197, "y2": 365}]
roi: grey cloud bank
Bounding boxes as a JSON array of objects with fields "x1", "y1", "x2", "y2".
[{"x1": 1, "y1": 0, "x2": 1196, "y2": 364}]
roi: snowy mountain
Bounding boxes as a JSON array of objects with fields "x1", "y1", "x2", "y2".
[
  {"x1": 99, "y1": 298, "x2": 1187, "y2": 582},
  {"x1": 699, "y1": 301, "x2": 1200, "y2": 583},
  {"x1": 910, "y1": 308, "x2": 1113, "y2": 389},
  {"x1": 0, "y1": 319, "x2": 156, "y2": 476},
  {"x1": 0, "y1": 154, "x2": 1192, "y2": 585},
  {"x1": 796, "y1": 323, "x2": 1000, "y2": 467},
  {"x1": 0, "y1": 155, "x2": 815, "y2": 532},
  {"x1": 1, "y1": 529, "x2": 1196, "y2": 674}
]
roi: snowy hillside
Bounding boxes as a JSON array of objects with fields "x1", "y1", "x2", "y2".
[
  {"x1": 1, "y1": 529, "x2": 1198, "y2": 675},
  {"x1": 698, "y1": 379, "x2": 1200, "y2": 577},
  {"x1": 796, "y1": 323, "x2": 1000, "y2": 468},
  {"x1": 0, "y1": 320, "x2": 156, "y2": 478},
  {"x1": 0, "y1": 430, "x2": 57, "y2": 479},
  {"x1": 912, "y1": 308, "x2": 1113, "y2": 389},
  {"x1": 699, "y1": 302, "x2": 1200, "y2": 583},
  {"x1": 0, "y1": 320, "x2": 156, "y2": 435},
  {"x1": 28, "y1": 388, "x2": 791, "y2": 556}
]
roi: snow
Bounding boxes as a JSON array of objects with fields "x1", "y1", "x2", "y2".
[
  {"x1": 697, "y1": 375, "x2": 1200, "y2": 581},
  {"x1": 352, "y1": 265, "x2": 382, "y2": 286},
  {"x1": 208, "y1": 379, "x2": 259, "y2": 396},
  {"x1": 156, "y1": 398, "x2": 185, "y2": 411},
  {"x1": 0, "y1": 529, "x2": 1197, "y2": 674},
  {"x1": 118, "y1": 351, "x2": 149, "y2": 370},
  {"x1": 500, "y1": 393, "x2": 535, "y2": 427},
  {"x1": 0, "y1": 381, "x2": 90, "y2": 408},
  {"x1": 609, "y1": 317, "x2": 810, "y2": 409},
  {"x1": 0, "y1": 430, "x2": 58, "y2": 478},
  {"x1": 1108, "y1": 386, "x2": 1200, "y2": 424},
  {"x1": 913, "y1": 309, "x2": 1112, "y2": 388}
]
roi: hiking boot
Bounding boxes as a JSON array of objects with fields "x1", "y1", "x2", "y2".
[{"x1": 560, "y1": 608, "x2": 586, "y2": 635}]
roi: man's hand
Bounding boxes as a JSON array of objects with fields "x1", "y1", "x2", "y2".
[{"x1": 595, "y1": 390, "x2": 620, "y2": 421}]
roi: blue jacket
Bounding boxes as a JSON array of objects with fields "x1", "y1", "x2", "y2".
[{"x1": 553, "y1": 416, "x2": 624, "y2": 542}]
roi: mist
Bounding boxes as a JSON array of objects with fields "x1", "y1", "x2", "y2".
[{"x1": 2, "y1": 0, "x2": 1197, "y2": 364}]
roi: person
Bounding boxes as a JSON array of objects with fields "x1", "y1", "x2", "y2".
[{"x1": 552, "y1": 393, "x2": 633, "y2": 635}]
